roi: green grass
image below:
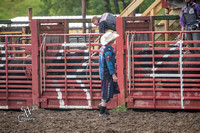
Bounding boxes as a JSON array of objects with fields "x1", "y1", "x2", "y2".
[
  {"x1": 110, "y1": 105, "x2": 128, "y2": 112},
  {"x1": 116, "y1": 105, "x2": 128, "y2": 112}
]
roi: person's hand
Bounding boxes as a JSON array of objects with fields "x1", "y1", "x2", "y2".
[
  {"x1": 181, "y1": 27, "x2": 185, "y2": 31},
  {"x1": 112, "y1": 74, "x2": 118, "y2": 82}
]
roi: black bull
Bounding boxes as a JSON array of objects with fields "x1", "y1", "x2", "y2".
[
  {"x1": 0, "y1": 56, "x2": 32, "y2": 76},
  {"x1": 1, "y1": 49, "x2": 199, "y2": 89},
  {"x1": 48, "y1": 47, "x2": 200, "y2": 88},
  {"x1": 46, "y1": 52, "x2": 99, "y2": 76},
  {"x1": 0, "y1": 52, "x2": 98, "y2": 80},
  {"x1": 134, "y1": 48, "x2": 200, "y2": 88},
  {"x1": 44, "y1": 51, "x2": 100, "y2": 90},
  {"x1": 0, "y1": 55, "x2": 32, "y2": 90}
]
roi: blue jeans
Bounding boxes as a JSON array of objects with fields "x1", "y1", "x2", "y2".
[{"x1": 186, "y1": 25, "x2": 200, "y2": 53}]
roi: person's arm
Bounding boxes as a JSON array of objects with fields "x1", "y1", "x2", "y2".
[
  {"x1": 180, "y1": 8, "x2": 186, "y2": 29},
  {"x1": 105, "y1": 51, "x2": 117, "y2": 82},
  {"x1": 194, "y1": 3, "x2": 200, "y2": 23},
  {"x1": 104, "y1": 51, "x2": 115, "y2": 75},
  {"x1": 99, "y1": 21, "x2": 107, "y2": 33}
]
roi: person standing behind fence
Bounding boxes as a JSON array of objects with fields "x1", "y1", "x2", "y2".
[
  {"x1": 91, "y1": 13, "x2": 116, "y2": 33},
  {"x1": 98, "y1": 32, "x2": 120, "y2": 117},
  {"x1": 180, "y1": 0, "x2": 200, "y2": 53}
]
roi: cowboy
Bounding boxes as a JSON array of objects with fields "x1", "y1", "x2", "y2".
[
  {"x1": 180, "y1": 0, "x2": 200, "y2": 53},
  {"x1": 91, "y1": 13, "x2": 116, "y2": 33},
  {"x1": 98, "y1": 32, "x2": 120, "y2": 117}
]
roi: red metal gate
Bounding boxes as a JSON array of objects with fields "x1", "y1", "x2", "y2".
[
  {"x1": 0, "y1": 34, "x2": 39, "y2": 109},
  {"x1": 0, "y1": 19, "x2": 118, "y2": 110},
  {"x1": 38, "y1": 33, "x2": 118, "y2": 109},
  {"x1": 123, "y1": 30, "x2": 200, "y2": 109},
  {"x1": 32, "y1": 18, "x2": 119, "y2": 109},
  {"x1": 116, "y1": 16, "x2": 154, "y2": 106}
]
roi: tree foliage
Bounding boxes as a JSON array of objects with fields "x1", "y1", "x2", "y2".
[
  {"x1": 38, "y1": 0, "x2": 155, "y2": 16},
  {"x1": 38, "y1": 0, "x2": 83, "y2": 16},
  {"x1": 0, "y1": 0, "x2": 156, "y2": 19},
  {"x1": 0, "y1": 0, "x2": 42, "y2": 19},
  {"x1": 38, "y1": 0, "x2": 134, "y2": 16},
  {"x1": 138, "y1": 0, "x2": 155, "y2": 13}
]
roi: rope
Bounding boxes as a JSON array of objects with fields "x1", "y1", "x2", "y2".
[
  {"x1": 131, "y1": 32, "x2": 135, "y2": 90},
  {"x1": 40, "y1": 33, "x2": 47, "y2": 94},
  {"x1": 85, "y1": 60, "x2": 94, "y2": 80},
  {"x1": 127, "y1": 33, "x2": 131, "y2": 94}
]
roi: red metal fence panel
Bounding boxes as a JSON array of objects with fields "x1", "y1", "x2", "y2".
[
  {"x1": 0, "y1": 34, "x2": 34, "y2": 109},
  {"x1": 38, "y1": 33, "x2": 118, "y2": 109},
  {"x1": 124, "y1": 31, "x2": 200, "y2": 109},
  {"x1": 1, "y1": 17, "x2": 200, "y2": 110},
  {"x1": 0, "y1": 19, "x2": 118, "y2": 110}
]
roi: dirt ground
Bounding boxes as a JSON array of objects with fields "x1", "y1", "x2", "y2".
[{"x1": 0, "y1": 108, "x2": 200, "y2": 133}]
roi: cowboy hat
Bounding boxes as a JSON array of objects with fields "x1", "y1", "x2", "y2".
[{"x1": 100, "y1": 32, "x2": 119, "y2": 45}]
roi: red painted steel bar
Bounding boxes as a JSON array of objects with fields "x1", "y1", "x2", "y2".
[
  {"x1": 42, "y1": 89, "x2": 101, "y2": 92},
  {"x1": 5, "y1": 36, "x2": 8, "y2": 106},
  {"x1": 3, "y1": 70, "x2": 27, "y2": 73},
  {"x1": 43, "y1": 84, "x2": 98, "y2": 87},
  {"x1": 44, "y1": 43, "x2": 102, "y2": 47},
  {"x1": 89, "y1": 35, "x2": 92, "y2": 108},
  {"x1": 31, "y1": 19, "x2": 40, "y2": 109},
  {"x1": 134, "y1": 68, "x2": 179, "y2": 71},
  {"x1": 0, "y1": 35, "x2": 31, "y2": 37},
  {"x1": 45, "y1": 75, "x2": 100, "y2": 78},
  {"x1": 5, "y1": 76, "x2": 31, "y2": 79},
  {"x1": 183, "y1": 74, "x2": 200, "y2": 77},
  {"x1": 43, "y1": 80, "x2": 100, "y2": 84},
  {"x1": 7, "y1": 80, "x2": 32, "y2": 84},
  {"x1": 133, "y1": 48, "x2": 152, "y2": 51},
  {"x1": 5, "y1": 64, "x2": 31, "y2": 67},
  {"x1": 126, "y1": 30, "x2": 200, "y2": 34},
  {"x1": 64, "y1": 34, "x2": 68, "y2": 106},
  {"x1": 44, "y1": 63, "x2": 99, "y2": 67},
  {"x1": 44, "y1": 56, "x2": 98, "y2": 60},
  {"x1": 5, "y1": 57, "x2": 32, "y2": 60},
  {"x1": 46, "y1": 69, "x2": 99, "y2": 72},
  {"x1": 7, "y1": 85, "x2": 32, "y2": 88},
  {"x1": 116, "y1": 17, "x2": 126, "y2": 106},
  {"x1": 152, "y1": 32, "x2": 156, "y2": 108},
  {"x1": 39, "y1": 33, "x2": 103, "y2": 36}
]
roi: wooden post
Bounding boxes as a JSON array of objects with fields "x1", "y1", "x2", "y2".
[
  {"x1": 22, "y1": 27, "x2": 26, "y2": 57},
  {"x1": 29, "y1": 8, "x2": 32, "y2": 33},
  {"x1": 65, "y1": 19, "x2": 69, "y2": 43},
  {"x1": 12, "y1": 37, "x2": 17, "y2": 57},
  {"x1": 150, "y1": 8, "x2": 155, "y2": 16},
  {"x1": 150, "y1": 8, "x2": 156, "y2": 30},
  {"x1": 165, "y1": 8, "x2": 169, "y2": 47},
  {"x1": 82, "y1": 0, "x2": 86, "y2": 33}
]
